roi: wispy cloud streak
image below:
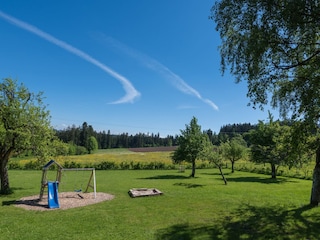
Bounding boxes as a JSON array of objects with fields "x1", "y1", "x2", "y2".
[
  {"x1": 103, "y1": 36, "x2": 218, "y2": 111},
  {"x1": 0, "y1": 10, "x2": 140, "y2": 104}
]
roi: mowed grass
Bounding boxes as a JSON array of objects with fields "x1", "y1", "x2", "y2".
[{"x1": 1, "y1": 168, "x2": 320, "y2": 240}]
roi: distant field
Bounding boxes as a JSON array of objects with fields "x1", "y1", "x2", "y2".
[{"x1": 11, "y1": 147, "x2": 316, "y2": 180}]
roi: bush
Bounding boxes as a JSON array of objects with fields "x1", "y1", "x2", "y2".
[
  {"x1": 24, "y1": 161, "x2": 42, "y2": 170},
  {"x1": 8, "y1": 161, "x2": 22, "y2": 170},
  {"x1": 96, "y1": 161, "x2": 117, "y2": 170},
  {"x1": 64, "y1": 161, "x2": 81, "y2": 169},
  {"x1": 76, "y1": 146, "x2": 88, "y2": 155}
]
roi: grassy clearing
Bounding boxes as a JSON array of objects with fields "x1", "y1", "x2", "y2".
[{"x1": 1, "y1": 168, "x2": 320, "y2": 239}]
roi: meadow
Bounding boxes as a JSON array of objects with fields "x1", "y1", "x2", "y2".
[
  {"x1": 11, "y1": 148, "x2": 316, "y2": 180},
  {"x1": 1, "y1": 166, "x2": 320, "y2": 239}
]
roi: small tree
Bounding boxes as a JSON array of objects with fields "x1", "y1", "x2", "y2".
[
  {"x1": 204, "y1": 144, "x2": 227, "y2": 185},
  {"x1": 172, "y1": 117, "x2": 208, "y2": 177},
  {"x1": 0, "y1": 78, "x2": 55, "y2": 194},
  {"x1": 87, "y1": 136, "x2": 98, "y2": 154},
  {"x1": 248, "y1": 117, "x2": 291, "y2": 179},
  {"x1": 221, "y1": 135, "x2": 247, "y2": 173}
]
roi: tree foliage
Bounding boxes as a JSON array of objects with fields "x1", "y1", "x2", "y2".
[
  {"x1": 211, "y1": 0, "x2": 320, "y2": 204},
  {"x1": 248, "y1": 116, "x2": 292, "y2": 179},
  {"x1": 56, "y1": 126, "x2": 178, "y2": 150},
  {"x1": 221, "y1": 135, "x2": 247, "y2": 173},
  {"x1": 211, "y1": 1, "x2": 320, "y2": 123},
  {"x1": 204, "y1": 144, "x2": 227, "y2": 185},
  {"x1": 87, "y1": 136, "x2": 98, "y2": 154},
  {"x1": 0, "y1": 78, "x2": 56, "y2": 193},
  {"x1": 172, "y1": 117, "x2": 208, "y2": 177}
]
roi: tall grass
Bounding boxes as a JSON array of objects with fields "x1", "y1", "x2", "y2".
[{"x1": 1, "y1": 169, "x2": 319, "y2": 239}]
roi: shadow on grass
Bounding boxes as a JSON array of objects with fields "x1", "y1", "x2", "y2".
[
  {"x1": 200, "y1": 172, "x2": 231, "y2": 176},
  {"x1": 140, "y1": 175, "x2": 191, "y2": 180},
  {"x1": 0, "y1": 187, "x2": 24, "y2": 197},
  {"x1": 155, "y1": 204, "x2": 320, "y2": 240},
  {"x1": 226, "y1": 176, "x2": 292, "y2": 184},
  {"x1": 173, "y1": 183, "x2": 204, "y2": 188}
]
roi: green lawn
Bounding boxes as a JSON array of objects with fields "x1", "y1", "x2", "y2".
[{"x1": 1, "y1": 169, "x2": 319, "y2": 239}]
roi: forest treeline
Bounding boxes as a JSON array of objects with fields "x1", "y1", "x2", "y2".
[{"x1": 55, "y1": 122, "x2": 257, "y2": 151}]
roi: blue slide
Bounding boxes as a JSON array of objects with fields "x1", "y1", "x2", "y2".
[{"x1": 47, "y1": 181, "x2": 60, "y2": 209}]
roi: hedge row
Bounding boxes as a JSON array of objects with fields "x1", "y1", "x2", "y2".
[
  {"x1": 10, "y1": 159, "x2": 312, "y2": 180},
  {"x1": 232, "y1": 163, "x2": 313, "y2": 180},
  {"x1": 8, "y1": 160, "x2": 215, "y2": 171}
]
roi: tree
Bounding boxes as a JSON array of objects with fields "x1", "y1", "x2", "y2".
[
  {"x1": 0, "y1": 78, "x2": 55, "y2": 193},
  {"x1": 248, "y1": 117, "x2": 292, "y2": 179},
  {"x1": 221, "y1": 135, "x2": 247, "y2": 173},
  {"x1": 172, "y1": 117, "x2": 208, "y2": 177},
  {"x1": 211, "y1": 1, "x2": 320, "y2": 205},
  {"x1": 87, "y1": 136, "x2": 98, "y2": 154},
  {"x1": 204, "y1": 144, "x2": 227, "y2": 185}
]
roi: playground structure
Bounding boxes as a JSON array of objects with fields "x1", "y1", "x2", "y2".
[{"x1": 39, "y1": 160, "x2": 96, "y2": 208}]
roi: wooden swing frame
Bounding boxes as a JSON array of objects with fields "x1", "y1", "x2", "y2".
[
  {"x1": 39, "y1": 160, "x2": 96, "y2": 200},
  {"x1": 61, "y1": 168, "x2": 97, "y2": 198}
]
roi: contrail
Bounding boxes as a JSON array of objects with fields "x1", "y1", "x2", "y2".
[
  {"x1": 102, "y1": 36, "x2": 219, "y2": 111},
  {"x1": 0, "y1": 10, "x2": 140, "y2": 104}
]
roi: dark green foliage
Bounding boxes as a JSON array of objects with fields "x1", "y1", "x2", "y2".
[
  {"x1": 248, "y1": 116, "x2": 292, "y2": 178},
  {"x1": 219, "y1": 123, "x2": 256, "y2": 139},
  {"x1": 63, "y1": 161, "x2": 81, "y2": 169},
  {"x1": 56, "y1": 125, "x2": 179, "y2": 150}
]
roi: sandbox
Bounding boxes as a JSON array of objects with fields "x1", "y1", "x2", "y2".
[{"x1": 128, "y1": 188, "x2": 163, "y2": 198}]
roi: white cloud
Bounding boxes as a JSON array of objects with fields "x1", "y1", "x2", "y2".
[
  {"x1": 0, "y1": 10, "x2": 140, "y2": 104},
  {"x1": 102, "y1": 36, "x2": 219, "y2": 111}
]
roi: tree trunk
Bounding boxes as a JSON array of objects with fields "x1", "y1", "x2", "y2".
[
  {"x1": 271, "y1": 163, "x2": 276, "y2": 179},
  {"x1": 310, "y1": 146, "x2": 320, "y2": 206},
  {"x1": 218, "y1": 165, "x2": 227, "y2": 185},
  {"x1": 231, "y1": 161, "x2": 235, "y2": 173},
  {"x1": 0, "y1": 158, "x2": 10, "y2": 194},
  {"x1": 190, "y1": 160, "x2": 196, "y2": 177}
]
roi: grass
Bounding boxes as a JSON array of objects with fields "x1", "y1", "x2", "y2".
[{"x1": 1, "y1": 168, "x2": 320, "y2": 239}]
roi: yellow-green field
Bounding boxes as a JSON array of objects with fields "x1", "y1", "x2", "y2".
[{"x1": 11, "y1": 148, "x2": 316, "y2": 180}]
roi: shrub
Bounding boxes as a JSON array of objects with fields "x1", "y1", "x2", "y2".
[
  {"x1": 24, "y1": 161, "x2": 42, "y2": 170},
  {"x1": 8, "y1": 161, "x2": 22, "y2": 170},
  {"x1": 96, "y1": 161, "x2": 117, "y2": 170}
]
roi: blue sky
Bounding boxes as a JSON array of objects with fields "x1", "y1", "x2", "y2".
[{"x1": 0, "y1": 1, "x2": 278, "y2": 136}]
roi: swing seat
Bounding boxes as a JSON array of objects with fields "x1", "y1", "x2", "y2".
[{"x1": 74, "y1": 189, "x2": 82, "y2": 192}]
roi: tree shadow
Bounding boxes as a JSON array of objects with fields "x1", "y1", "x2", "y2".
[
  {"x1": 140, "y1": 175, "x2": 192, "y2": 180},
  {"x1": 155, "y1": 223, "x2": 221, "y2": 240},
  {"x1": 0, "y1": 187, "x2": 24, "y2": 197},
  {"x1": 226, "y1": 176, "x2": 292, "y2": 184},
  {"x1": 200, "y1": 172, "x2": 231, "y2": 176},
  {"x1": 173, "y1": 182, "x2": 204, "y2": 188},
  {"x1": 155, "y1": 204, "x2": 319, "y2": 239},
  {"x1": 2, "y1": 198, "x2": 45, "y2": 208}
]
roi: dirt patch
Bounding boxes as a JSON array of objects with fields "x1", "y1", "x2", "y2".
[{"x1": 14, "y1": 192, "x2": 114, "y2": 211}]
